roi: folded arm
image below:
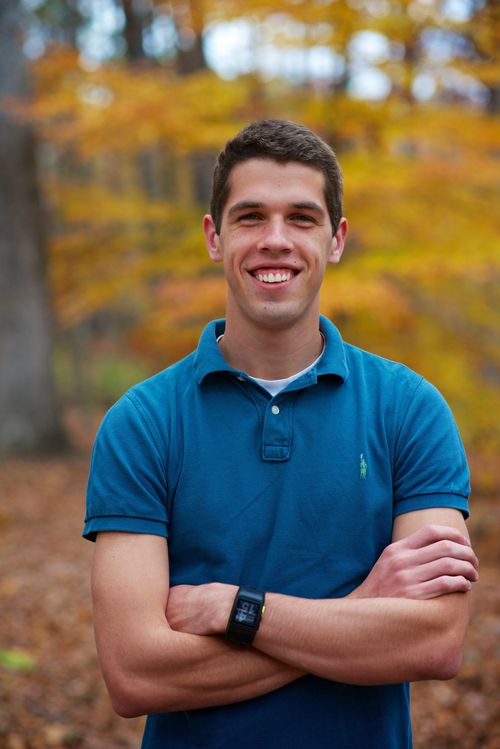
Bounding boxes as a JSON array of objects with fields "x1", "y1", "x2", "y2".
[
  {"x1": 167, "y1": 508, "x2": 477, "y2": 686},
  {"x1": 91, "y1": 532, "x2": 303, "y2": 718},
  {"x1": 92, "y1": 509, "x2": 477, "y2": 717}
]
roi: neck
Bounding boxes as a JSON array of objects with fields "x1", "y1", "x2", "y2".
[{"x1": 219, "y1": 316, "x2": 324, "y2": 379}]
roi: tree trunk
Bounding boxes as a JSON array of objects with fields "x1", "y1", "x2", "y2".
[
  {"x1": 173, "y1": 0, "x2": 207, "y2": 75},
  {"x1": 0, "y1": 0, "x2": 67, "y2": 453},
  {"x1": 487, "y1": 86, "x2": 500, "y2": 115},
  {"x1": 121, "y1": 0, "x2": 148, "y2": 61}
]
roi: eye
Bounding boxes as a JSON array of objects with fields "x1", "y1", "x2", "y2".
[
  {"x1": 291, "y1": 214, "x2": 316, "y2": 224},
  {"x1": 238, "y1": 212, "x2": 262, "y2": 223}
]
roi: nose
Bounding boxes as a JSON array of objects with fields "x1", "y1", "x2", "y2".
[{"x1": 257, "y1": 218, "x2": 293, "y2": 253}]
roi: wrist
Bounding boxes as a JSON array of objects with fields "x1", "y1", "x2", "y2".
[{"x1": 212, "y1": 583, "x2": 238, "y2": 634}]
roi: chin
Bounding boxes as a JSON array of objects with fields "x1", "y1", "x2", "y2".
[{"x1": 249, "y1": 304, "x2": 307, "y2": 330}]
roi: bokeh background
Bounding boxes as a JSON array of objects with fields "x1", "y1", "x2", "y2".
[{"x1": 0, "y1": 0, "x2": 499, "y2": 746}]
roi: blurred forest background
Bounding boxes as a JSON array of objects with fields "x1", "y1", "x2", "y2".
[{"x1": 0, "y1": 0, "x2": 499, "y2": 747}]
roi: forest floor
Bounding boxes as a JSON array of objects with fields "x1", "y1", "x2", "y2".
[{"x1": 0, "y1": 411, "x2": 499, "y2": 749}]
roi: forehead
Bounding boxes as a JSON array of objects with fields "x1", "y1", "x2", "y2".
[{"x1": 224, "y1": 158, "x2": 327, "y2": 213}]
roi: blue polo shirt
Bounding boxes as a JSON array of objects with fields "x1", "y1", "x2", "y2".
[{"x1": 84, "y1": 316, "x2": 469, "y2": 749}]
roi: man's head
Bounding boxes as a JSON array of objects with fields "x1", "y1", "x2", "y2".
[{"x1": 210, "y1": 119, "x2": 343, "y2": 235}]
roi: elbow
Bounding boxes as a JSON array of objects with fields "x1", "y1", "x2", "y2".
[
  {"x1": 413, "y1": 596, "x2": 469, "y2": 682},
  {"x1": 105, "y1": 669, "x2": 147, "y2": 719},
  {"x1": 112, "y1": 698, "x2": 143, "y2": 720},
  {"x1": 415, "y1": 628, "x2": 466, "y2": 682},
  {"x1": 436, "y1": 626, "x2": 466, "y2": 680},
  {"x1": 111, "y1": 697, "x2": 145, "y2": 720},
  {"x1": 99, "y1": 655, "x2": 151, "y2": 718},
  {"x1": 425, "y1": 643, "x2": 463, "y2": 681},
  {"x1": 103, "y1": 663, "x2": 183, "y2": 718}
]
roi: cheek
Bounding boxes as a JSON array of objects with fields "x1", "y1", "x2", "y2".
[
  {"x1": 222, "y1": 243, "x2": 249, "y2": 270},
  {"x1": 222, "y1": 255, "x2": 246, "y2": 286}
]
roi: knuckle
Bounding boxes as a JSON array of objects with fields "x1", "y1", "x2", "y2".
[
  {"x1": 441, "y1": 575, "x2": 468, "y2": 593},
  {"x1": 425, "y1": 524, "x2": 442, "y2": 541},
  {"x1": 394, "y1": 568, "x2": 408, "y2": 586},
  {"x1": 382, "y1": 543, "x2": 397, "y2": 561},
  {"x1": 451, "y1": 576, "x2": 469, "y2": 592},
  {"x1": 388, "y1": 556, "x2": 404, "y2": 575},
  {"x1": 379, "y1": 548, "x2": 397, "y2": 571},
  {"x1": 438, "y1": 540, "x2": 455, "y2": 556},
  {"x1": 441, "y1": 558, "x2": 458, "y2": 574},
  {"x1": 440, "y1": 576, "x2": 455, "y2": 592}
]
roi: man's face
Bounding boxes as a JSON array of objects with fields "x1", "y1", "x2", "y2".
[{"x1": 204, "y1": 158, "x2": 347, "y2": 333}]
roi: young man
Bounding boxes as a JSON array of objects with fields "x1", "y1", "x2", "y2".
[{"x1": 84, "y1": 120, "x2": 478, "y2": 749}]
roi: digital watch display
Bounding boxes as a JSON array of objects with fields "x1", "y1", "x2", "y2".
[{"x1": 225, "y1": 587, "x2": 266, "y2": 645}]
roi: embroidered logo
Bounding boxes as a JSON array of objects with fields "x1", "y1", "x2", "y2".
[{"x1": 360, "y1": 453, "x2": 368, "y2": 480}]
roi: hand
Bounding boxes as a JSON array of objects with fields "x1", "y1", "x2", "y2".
[
  {"x1": 350, "y1": 524, "x2": 479, "y2": 600},
  {"x1": 166, "y1": 582, "x2": 237, "y2": 636}
]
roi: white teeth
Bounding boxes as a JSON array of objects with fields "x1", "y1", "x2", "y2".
[{"x1": 257, "y1": 271, "x2": 291, "y2": 283}]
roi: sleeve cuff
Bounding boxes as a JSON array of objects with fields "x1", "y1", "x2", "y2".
[
  {"x1": 82, "y1": 515, "x2": 168, "y2": 541},
  {"x1": 394, "y1": 492, "x2": 469, "y2": 520}
]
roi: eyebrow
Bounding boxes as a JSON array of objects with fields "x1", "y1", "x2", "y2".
[
  {"x1": 227, "y1": 200, "x2": 326, "y2": 217},
  {"x1": 227, "y1": 201, "x2": 263, "y2": 216},
  {"x1": 292, "y1": 201, "x2": 326, "y2": 217}
]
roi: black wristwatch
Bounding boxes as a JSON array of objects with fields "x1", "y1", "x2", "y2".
[{"x1": 225, "y1": 586, "x2": 266, "y2": 645}]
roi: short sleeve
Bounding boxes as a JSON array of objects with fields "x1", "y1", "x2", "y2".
[
  {"x1": 393, "y1": 378, "x2": 470, "y2": 518},
  {"x1": 83, "y1": 392, "x2": 168, "y2": 541}
]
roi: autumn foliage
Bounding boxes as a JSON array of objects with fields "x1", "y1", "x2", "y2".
[
  {"x1": 9, "y1": 1, "x2": 500, "y2": 485},
  {"x1": 0, "y1": 432, "x2": 499, "y2": 747},
  {"x1": 0, "y1": 1, "x2": 499, "y2": 746}
]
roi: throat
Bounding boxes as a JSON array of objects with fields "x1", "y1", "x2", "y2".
[{"x1": 217, "y1": 328, "x2": 325, "y2": 380}]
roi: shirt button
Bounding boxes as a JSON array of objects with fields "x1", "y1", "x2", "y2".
[
  {"x1": 271, "y1": 405, "x2": 280, "y2": 415},
  {"x1": 237, "y1": 376, "x2": 245, "y2": 381}
]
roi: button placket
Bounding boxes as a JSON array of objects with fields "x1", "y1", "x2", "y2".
[{"x1": 262, "y1": 399, "x2": 291, "y2": 461}]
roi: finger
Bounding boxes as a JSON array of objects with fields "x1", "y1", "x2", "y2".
[
  {"x1": 409, "y1": 539, "x2": 479, "y2": 568},
  {"x1": 408, "y1": 575, "x2": 474, "y2": 600},
  {"x1": 412, "y1": 557, "x2": 479, "y2": 584},
  {"x1": 383, "y1": 539, "x2": 478, "y2": 572},
  {"x1": 402, "y1": 540, "x2": 479, "y2": 567},
  {"x1": 401, "y1": 524, "x2": 471, "y2": 551}
]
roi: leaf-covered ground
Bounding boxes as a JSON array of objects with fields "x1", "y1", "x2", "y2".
[{"x1": 0, "y1": 416, "x2": 498, "y2": 748}]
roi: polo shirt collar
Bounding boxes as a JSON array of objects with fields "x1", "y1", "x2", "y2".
[
  {"x1": 193, "y1": 315, "x2": 349, "y2": 385},
  {"x1": 316, "y1": 315, "x2": 349, "y2": 380},
  {"x1": 193, "y1": 320, "x2": 233, "y2": 384}
]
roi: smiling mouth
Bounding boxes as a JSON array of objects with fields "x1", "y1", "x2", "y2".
[{"x1": 253, "y1": 270, "x2": 294, "y2": 284}]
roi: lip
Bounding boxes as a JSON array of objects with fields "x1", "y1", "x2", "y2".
[{"x1": 246, "y1": 264, "x2": 299, "y2": 274}]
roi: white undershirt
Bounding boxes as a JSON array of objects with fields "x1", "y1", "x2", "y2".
[{"x1": 217, "y1": 334, "x2": 325, "y2": 397}]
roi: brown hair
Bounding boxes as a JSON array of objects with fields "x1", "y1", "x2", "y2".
[{"x1": 210, "y1": 119, "x2": 343, "y2": 234}]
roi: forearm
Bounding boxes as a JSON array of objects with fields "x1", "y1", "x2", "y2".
[
  {"x1": 96, "y1": 607, "x2": 302, "y2": 717},
  {"x1": 167, "y1": 520, "x2": 475, "y2": 688},
  {"x1": 92, "y1": 534, "x2": 302, "y2": 718},
  {"x1": 95, "y1": 517, "x2": 476, "y2": 716},
  {"x1": 252, "y1": 591, "x2": 470, "y2": 685}
]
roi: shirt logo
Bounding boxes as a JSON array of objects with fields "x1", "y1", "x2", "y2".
[{"x1": 360, "y1": 453, "x2": 368, "y2": 480}]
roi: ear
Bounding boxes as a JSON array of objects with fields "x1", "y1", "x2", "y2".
[
  {"x1": 328, "y1": 217, "x2": 348, "y2": 266},
  {"x1": 203, "y1": 215, "x2": 222, "y2": 262}
]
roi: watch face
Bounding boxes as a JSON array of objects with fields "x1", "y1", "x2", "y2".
[{"x1": 234, "y1": 598, "x2": 260, "y2": 626}]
